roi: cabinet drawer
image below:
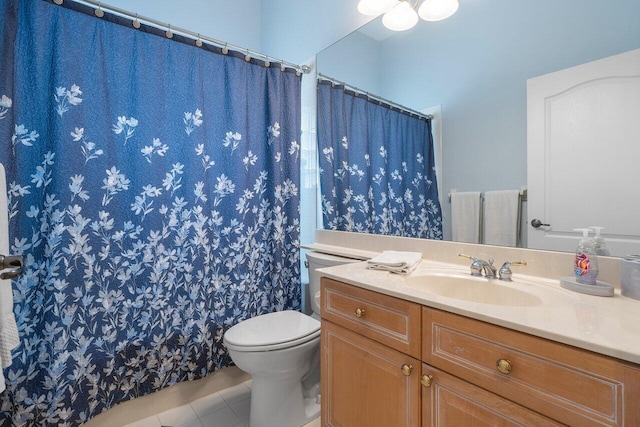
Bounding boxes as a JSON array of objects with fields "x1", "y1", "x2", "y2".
[
  {"x1": 422, "y1": 307, "x2": 640, "y2": 426},
  {"x1": 421, "y1": 363, "x2": 562, "y2": 426},
  {"x1": 321, "y1": 278, "x2": 421, "y2": 358}
]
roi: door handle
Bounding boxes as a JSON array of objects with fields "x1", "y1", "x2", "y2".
[
  {"x1": 531, "y1": 219, "x2": 550, "y2": 228},
  {"x1": 0, "y1": 255, "x2": 23, "y2": 280}
]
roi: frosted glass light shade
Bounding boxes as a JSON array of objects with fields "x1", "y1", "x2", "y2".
[
  {"x1": 382, "y1": 1, "x2": 419, "y2": 31},
  {"x1": 418, "y1": 0, "x2": 459, "y2": 21},
  {"x1": 357, "y1": 0, "x2": 400, "y2": 16}
]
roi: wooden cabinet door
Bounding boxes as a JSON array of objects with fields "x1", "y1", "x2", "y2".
[
  {"x1": 321, "y1": 320, "x2": 421, "y2": 427},
  {"x1": 421, "y1": 364, "x2": 562, "y2": 427}
]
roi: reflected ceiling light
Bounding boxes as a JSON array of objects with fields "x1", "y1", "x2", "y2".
[
  {"x1": 382, "y1": 1, "x2": 419, "y2": 31},
  {"x1": 357, "y1": 0, "x2": 400, "y2": 16},
  {"x1": 418, "y1": 0, "x2": 459, "y2": 21},
  {"x1": 359, "y1": 0, "x2": 459, "y2": 31}
]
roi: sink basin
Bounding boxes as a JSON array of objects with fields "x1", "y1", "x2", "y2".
[{"x1": 404, "y1": 272, "x2": 543, "y2": 306}]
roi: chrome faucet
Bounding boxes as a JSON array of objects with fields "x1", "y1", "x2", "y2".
[
  {"x1": 498, "y1": 261, "x2": 527, "y2": 281},
  {"x1": 459, "y1": 253, "x2": 497, "y2": 279},
  {"x1": 479, "y1": 259, "x2": 497, "y2": 279}
]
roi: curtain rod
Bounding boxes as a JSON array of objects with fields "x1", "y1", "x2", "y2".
[
  {"x1": 317, "y1": 73, "x2": 433, "y2": 120},
  {"x1": 56, "y1": 0, "x2": 311, "y2": 75}
]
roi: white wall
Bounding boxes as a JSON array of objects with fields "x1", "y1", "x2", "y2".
[
  {"x1": 102, "y1": 0, "x2": 371, "y2": 66},
  {"x1": 260, "y1": 0, "x2": 372, "y2": 64},
  {"x1": 102, "y1": 0, "x2": 263, "y2": 52},
  {"x1": 316, "y1": 30, "x2": 383, "y2": 93}
]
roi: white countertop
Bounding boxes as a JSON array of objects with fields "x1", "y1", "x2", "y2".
[{"x1": 318, "y1": 259, "x2": 640, "y2": 365}]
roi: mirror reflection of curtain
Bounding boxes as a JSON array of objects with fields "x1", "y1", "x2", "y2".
[
  {"x1": 0, "y1": 0, "x2": 301, "y2": 424},
  {"x1": 317, "y1": 80, "x2": 442, "y2": 239}
]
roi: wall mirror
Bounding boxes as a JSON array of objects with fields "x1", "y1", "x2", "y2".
[{"x1": 316, "y1": 0, "x2": 640, "y2": 256}]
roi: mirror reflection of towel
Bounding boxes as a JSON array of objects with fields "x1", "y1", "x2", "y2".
[
  {"x1": 0, "y1": 163, "x2": 20, "y2": 394},
  {"x1": 483, "y1": 190, "x2": 521, "y2": 247},
  {"x1": 451, "y1": 192, "x2": 482, "y2": 243}
]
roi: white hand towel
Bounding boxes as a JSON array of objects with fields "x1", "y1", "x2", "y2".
[
  {"x1": 367, "y1": 251, "x2": 422, "y2": 274},
  {"x1": 483, "y1": 190, "x2": 521, "y2": 247},
  {"x1": 451, "y1": 192, "x2": 482, "y2": 243},
  {"x1": 0, "y1": 163, "x2": 19, "y2": 393}
]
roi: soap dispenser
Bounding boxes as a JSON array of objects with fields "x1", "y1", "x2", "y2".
[
  {"x1": 589, "y1": 226, "x2": 611, "y2": 256},
  {"x1": 573, "y1": 228, "x2": 599, "y2": 285}
]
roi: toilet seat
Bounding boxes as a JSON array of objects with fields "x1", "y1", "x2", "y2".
[{"x1": 224, "y1": 310, "x2": 321, "y2": 352}]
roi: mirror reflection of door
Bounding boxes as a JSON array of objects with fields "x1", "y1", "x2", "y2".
[{"x1": 527, "y1": 49, "x2": 640, "y2": 256}]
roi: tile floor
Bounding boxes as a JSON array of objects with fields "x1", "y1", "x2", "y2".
[{"x1": 122, "y1": 380, "x2": 321, "y2": 427}]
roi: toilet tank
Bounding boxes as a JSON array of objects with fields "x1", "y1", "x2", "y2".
[{"x1": 305, "y1": 251, "x2": 361, "y2": 316}]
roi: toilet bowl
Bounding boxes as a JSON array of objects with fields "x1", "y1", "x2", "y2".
[{"x1": 223, "y1": 251, "x2": 361, "y2": 427}]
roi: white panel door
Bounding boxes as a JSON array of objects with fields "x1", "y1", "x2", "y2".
[{"x1": 527, "y1": 49, "x2": 640, "y2": 255}]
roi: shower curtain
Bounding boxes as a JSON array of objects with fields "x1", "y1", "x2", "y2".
[
  {"x1": 0, "y1": 0, "x2": 302, "y2": 425},
  {"x1": 317, "y1": 80, "x2": 443, "y2": 239}
]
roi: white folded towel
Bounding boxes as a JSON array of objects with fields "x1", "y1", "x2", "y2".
[
  {"x1": 367, "y1": 251, "x2": 422, "y2": 274},
  {"x1": 0, "y1": 163, "x2": 20, "y2": 394},
  {"x1": 451, "y1": 191, "x2": 482, "y2": 243},
  {"x1": 483, "y1": 190, "x2": 521, "y2": 247}
]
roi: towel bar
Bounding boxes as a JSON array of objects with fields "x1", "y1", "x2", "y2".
[{"x1": 448, "y1": 187, "x2": 527, "y2": 202}]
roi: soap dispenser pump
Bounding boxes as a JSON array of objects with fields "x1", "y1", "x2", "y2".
[
  {"x1": 573, "y1": 228, "x2": 599, "y2": 285},
  {"x1": 589, "y1": 226, "x2": 611, "y2": 256}
]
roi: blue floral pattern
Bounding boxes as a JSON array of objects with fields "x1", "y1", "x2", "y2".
[
  {"x1": 317, "y1": 81, "x2": 443, "y2": 239},
  {"x1": 0, "y1": 1, "x2": 301, "y2": 426}
]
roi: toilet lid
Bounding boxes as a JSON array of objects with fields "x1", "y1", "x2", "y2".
[{"x1": 224, "y1": 310, "x2": 321, "y2": 349}]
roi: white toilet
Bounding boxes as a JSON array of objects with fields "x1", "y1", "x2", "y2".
[{"x1": 223, "y1": 251, "x2": 360, "y2": 427}]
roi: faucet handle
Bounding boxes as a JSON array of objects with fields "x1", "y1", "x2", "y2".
[
  {"x1": 499, "y1": 261, "x2": 527, "y2": 281},
  {"x1": 459, "y1": 253, "x2": 484, "y2": 276}
]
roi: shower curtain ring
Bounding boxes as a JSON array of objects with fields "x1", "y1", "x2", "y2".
[
  {"x1": 280, "y1": 61, "x2": 286, "y2": 72},
  {"x1": 133, "y1": 14, "x2": 141, "y2": 29},
  {"x1": 165, "y1": 24, "x2": 173, "y2": 39},
  {"x1": 53, "y1": 0, "x2": 63, "y2": 5},
  {"x1": 245, "y1": 49, "x2": 251, "y2": 62},
  {"x1": 94, "y1": 2, "x2": 104, "y2": 18},
  {"x1": 264, "y1": 56, "x2": 271, "y2": 67},
  {"x1": 222, "y1": 43, "x2": 229, "y2": 55},
  {"x1": 195, "y1": 34, "x2": 203, "y2": 47}
]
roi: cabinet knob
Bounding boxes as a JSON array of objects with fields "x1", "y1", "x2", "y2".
[
  {"x1": 421, "y1": 374, "x2": 434, "y2": 387},
  {"x1": 400, "y1": 364, "x2": 413, "y2": 376},
  {"x1": 354, "y1": 307, "x2": 365, "y2": 318},
  {"x1": 496, "y1": 358, "x2": 513, "y2": 374}
]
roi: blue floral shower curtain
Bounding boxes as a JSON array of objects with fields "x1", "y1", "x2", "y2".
[
  {"x1": 317, "y1": 80, "x2": 442, "y2": 239},
  {"x1": 0, "y1": 0, "x2": 301, "y2": 425}
]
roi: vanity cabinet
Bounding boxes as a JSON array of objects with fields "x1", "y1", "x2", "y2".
[
  {"x1": 423, "y1": 307, "x2": 640, "y2": 426},
  {"x1": 321, "y1": 278, "x2": 421, "y2": 426},
  {"x1": 321, "y1": 277, "x2": 640, "y2": 426}
]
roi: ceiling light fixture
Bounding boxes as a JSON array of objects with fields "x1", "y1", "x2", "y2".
[
  {"x1": 381, "y1": 1, "x2": 419, "y2": 31},
  {"x1": 357, "y1": 0, "x2": 459, "y2": 31},
  {"x1": 418, "y1": 0, "x2": 459, "y2": 21},
  {"x1": 357, "y1": 0, "x2": 400, "y2": 16}
]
